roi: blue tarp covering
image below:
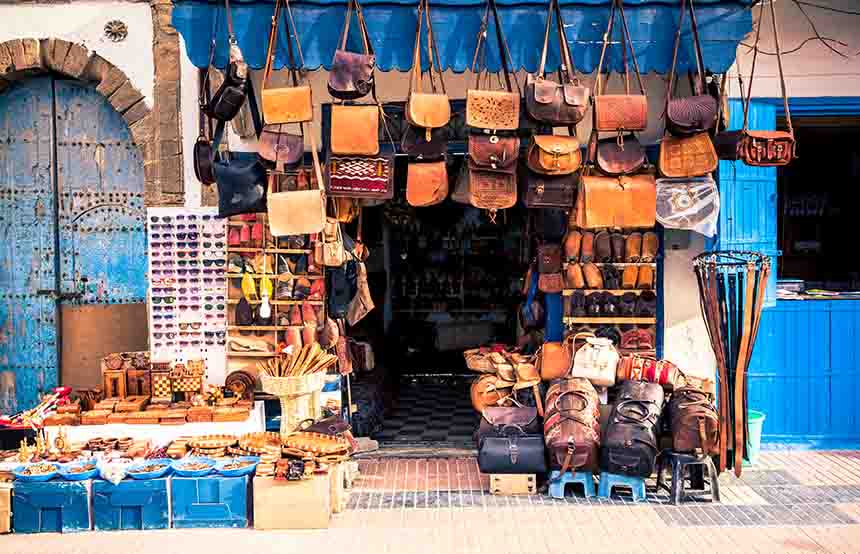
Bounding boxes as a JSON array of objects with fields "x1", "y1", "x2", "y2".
[{"x1": 172, "y1": 0, "x2": 753, "y2": 73}]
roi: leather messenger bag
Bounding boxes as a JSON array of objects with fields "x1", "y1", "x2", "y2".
[
  {"x1": 405, "y1": 0, "x2": 451, "y2": 143},
  {"x1": 260, "y1": 0, "x2": 313, "y2": 126},
  {"x1": 575, "y1": 173, "x2": 656, "y2": 229},
  {"x1": 327, "y1": 0, "x2": 376, "y2": 101},
  {"x1": 467, "y1": 134, "x2": 519, "y2": 216}
]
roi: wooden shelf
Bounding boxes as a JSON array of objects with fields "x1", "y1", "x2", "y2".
[
  {"x1": 564, "y1": 317, "x2": 656, "y2": 324},
  {"x1": 563, "y1": 262, "x2": 657, "y2": 267},
  {"x1": 228, "y1": 248, "x2": 311, "y2": 254},
  {"x1": 226, "y1": 299, "x2": 324, "y2": 306},
  {"x1": 226, "y1": 273, "x2": 323, "y2": 279},
  {"x1": 226, "y1": 351, "x2": 278, "y2": 358},
  {"x1": 392, "y1": 309, "x2": 507, "y2": 314},
  {"x1": 562, "y1": 289, "x2": 652, "y2": 296},
  {"x1": 227, "y1": 325, "x2": 302, "y2": 331}
]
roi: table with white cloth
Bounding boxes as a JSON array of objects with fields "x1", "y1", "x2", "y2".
[{"x1": 42, "y1": 401, "x2": 265, "y2": 447}]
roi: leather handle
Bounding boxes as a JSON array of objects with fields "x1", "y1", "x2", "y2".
[{"x1": 593, "y1": 0, "x2": 646, "y2": 98}]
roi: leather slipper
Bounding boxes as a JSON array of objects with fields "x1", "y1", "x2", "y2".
[
  {"x1": 621, "y1": 328, "x2": 641, "y2": 349},
  {"x1": 620, "y1": 292, "x2": 638, "y2": 316},
  {"x1": 594, "y1": 231, "x2": 612, "y2": 263},
  {"x1": 582, "y1": 263, "x2": 604, "y2": 289},
  {"x1": 621, "y1": 265, "x2": 639, "y2": 289},
  {"x1": 635, "y1": 290, "x2": 657, "y2": 317},
  {"x1": 565, "y1": 263, "x2": 585, "y2": 289},
  {"x1": 610, "y1": 232, "x2": 626, "y2": 262},
  {"x1": 585, "y1": 293, "x2": 602, "y2": 316},
  {"x1": 636, "y1": 265, "x2": 654, "y2": 290},
  {"x1": 625, "y1": 232, "x2": 642, "y2": 263},
  {"x1": 563, "y1": 230, "x2": 583, "y2": 262},
  {"x1": 563, "y1": 294, "x2": 573, "y2": 317},
  {"x1": 602, "y1": 292, "x2": 619, "y2": 316},
  {"x1": 602, "y1": 266, "x2": 621, "y2": 289},
  {"x1": 641, "y1": 232, "x2": 658, "y2": 263},
  {"x1": 572, "y1": 291, "x2": 586, "y2": 317},
  {"x1": 637, "y1": 328, "x2": 655, "y2": 350},
  {"x1": 579, "y1": 232, "x2": 595, "y2": 263}
]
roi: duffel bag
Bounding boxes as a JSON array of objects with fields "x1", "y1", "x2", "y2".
[
  {"x1": 601, "y1": 380, "x2": 664, "y2": 478},
  {"x1": 544, "y1": 377, "x2": 600, "y2": 474},
  {"x1": 668, "y1": 387, "x2": 719, "y2": 455}
]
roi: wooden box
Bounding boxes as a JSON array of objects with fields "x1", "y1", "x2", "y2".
[
  {"x1": 81, "y1": 410, "x2": 112, "y2": 425},
  {"x1": 116, "y1": 396, "x2": 149, "y2": 413},
  {"x1": 107, "y1": 413, "x2": 127, "y2": 424},
  {"x1": 489, "y1": 474, "x2": 537, "y2": 496},
  {"x1": 151, "y1": 370, "x2": 173, "y2": 402},
  {"x1": 126, "y1": 369, "x2": 152, "y2": 397},
  {"x1": 102, "y1": 369, "x2": 127, "y2": 399}
]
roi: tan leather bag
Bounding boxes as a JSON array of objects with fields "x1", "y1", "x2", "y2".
[
  {"x1": 347, "y1": 261, "x2": 375, "y2": 326},
  {"x1": 659, "y1": 132, "x2": 718, "y2": 178},
  {"x1": 406, "y1": 160, "x2": 448, "y2": 207},
  {"x1": 330, "y1": 104, "x2": 379, "y2": 155},
  {"x1": 575, "y1": 174, "x2": 657, "y2": 229},
  {"x1": 465, "y1": 1, "x2": 520, "y2": 131},
  {"x1": 260, "y1": 0, "x2": 313, "y2": 125},
  {"x1": 316, "y1": 217, "x2": 346, "y2": 267},
  {"x1": 405, "y1": 0, "x2": 450, "y2": 137},
  {"x1": 539, "y1": 340, "x2": 571, "y2": 381},
  {"x1": 526, "y1": 135, "x2": 581, "y2": 175},
  {"x1": 268, "y1": 131, "x2": 327, "y2": 237}
]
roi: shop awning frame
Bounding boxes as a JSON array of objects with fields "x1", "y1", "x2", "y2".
[{"x1": 172, "y1": 0, "x2": 754, "y2": 74}]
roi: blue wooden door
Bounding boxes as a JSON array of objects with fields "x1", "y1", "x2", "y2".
[{"x1": 0, "y1": 77, "x2": 145, "y2": 413}]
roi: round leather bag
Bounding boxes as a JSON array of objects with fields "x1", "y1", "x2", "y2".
[{"x1": 470, "y1": 375, "x2": 512, "y2": 413}]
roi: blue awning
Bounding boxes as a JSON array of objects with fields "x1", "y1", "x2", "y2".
[{"x1": 172, "y1": 0, "x2": 752, "y2": 74}]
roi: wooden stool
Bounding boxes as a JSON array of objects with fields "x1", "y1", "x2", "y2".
[
  {"x1": 656, "y1": 449, "x2": 720, "y2": 505},
  {"x1": 597, "y1": 472, "x2": 647, "y2": 502},
  {"x1": 548, "y1": 470, "x2": 596, "y2": 499}
]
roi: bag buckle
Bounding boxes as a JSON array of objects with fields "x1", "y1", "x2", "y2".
[
  {"x1": 509, "y1": 441, "x2": 519, "y2": 464},
  {"x1": 489, "y1": 135, "x2": 499, "y2": 144},
  {"x1": 535, "y1": 183, "x2": 545, "y2": 196},
  {"x1": 552, "y1": 146, "x2": 563, "y2": 168}
]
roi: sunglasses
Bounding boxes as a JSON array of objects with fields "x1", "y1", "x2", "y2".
[
  {"x1": 176, "y1": 214, "x2": 198, "y2": 221},
  {"x1": 176, "y1": 232, "x2": 199, "y2": 241},
  {"x1": 178, "y1": 287, "x2": 201, "y2": 294},
  {"x1": 179, "y1": 304, "x2": 201, "y2": 310},
  {"x1": 151, "y1": 242, "x2": 175, "y2": 248},
  {"x1": 205, "y1": 331, "x2": 226, "y2": 339},
  {"x1": 151, "y1": 288, "x2": 172, "y2": 295},
  {"x1": 151, "y1": 296, "x2": 175, "y2": 304},
  {"x1": 152, "y1": 322, "x2": 176, "y2": 329},
  {"x1": 179, "y1": 322, "x2": 202, "y2": 330},
  {"x1": 153, "y1": 332, "x2": 176, "y2": 339},
  {"x1": 205, "y1": 313, "x2": 226, "y2": 320},
  {"x1": 150, "y1": 216, "x2": 172, "y2": 223},
  {"x1": 152, "y1": 278, "x2": 174, "y2": 286},
  {"x1": 202, "y1": 242, "x2": 225, "y2": 249},
  {"x1": 203, "y1": 259, "x2": 226, "y2": 268},
  {"x1": 177, "y1": 269, "x2": 200, "y2": 276},
  {"x1": 150, "y1": 233, "x2": 174, "y2": 239},
  {"x1": 151, "y1": 269, "x2": 176, "y2": 275},
  {"x1": 205, "y1": 303, "x2": 226, "y2": 311},
  {"x1": 204, "y1": 295, "x2": 225, "y2": 302},
  {"x1": 176, "y1": 251, "x2": 199, "y2": 258},
  {"x1": 152, "y1": 314, "x2": 175, "y2": 320},
  {"x1": 154, "y1": 341, "x2": 175, "y2": 348},
  {"x1": 176, "y1": 260, "x2": 199, "y2": 267},
  {"x1": 179, "y1": 340, "x2": 202, "y2": 347},
  {"x1": 203, "y1": 232, "x2": 226, "y2": 239},
  {"x1": 205, "y1": 339, "x2": 227, "y2": 346}
]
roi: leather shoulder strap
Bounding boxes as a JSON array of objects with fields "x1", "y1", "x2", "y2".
[
  {"x1": 666, "y1": 0, "x2": 707, "y2": 102},
  {"x1": 262, "y1": 0, "x2": 282, "y2": 93}
]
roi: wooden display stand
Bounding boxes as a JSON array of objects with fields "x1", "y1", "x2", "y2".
[
  {"x1": 489, "y1": 474, "x2": 537, "y2": 496},
  {"x1": 253, "y1": 475, "x2": 331, "y2": 530}
]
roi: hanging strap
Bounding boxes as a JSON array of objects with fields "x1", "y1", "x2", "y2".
[
  {"x1": 225, "y1": 0, "x2": 237, "y2": 43},
  {"x1": 742, "y1": 0, "x2": 792, "y2": 135},
  {"x1": 262, "y1": 0, "x2": 283, "y2": 94},
  {"x1": 337, "y1": 0, "x2": 372, "y2": 55},
  {"x1": 666, "y1": 0, "x2": 707, "y2": 103},
  {"x1": 593, "y1": 0, "x2": 646, "y2": 98},
  {"x1": 471, "y1": 0, "x2": 519, "y2": 94},
  {"x1": 537, "y1": 0, "x2": 578, "y2": 84},
  {"x1": 409, "y1": 0, "x2": 447, "y2": 96}
]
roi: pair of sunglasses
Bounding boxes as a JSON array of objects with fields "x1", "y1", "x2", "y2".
[
  {"x1": 202, "y1": 241, "x2": 225, "y2": 249},
  {"x1": 203, "y1": 259, "x2": 226, "y2": 268},
  {"x1": 151, "y1": 296, "x2": 175, "y2": 304},
  {"x1": 150, "y1": 216, "x2": 172, "y2": 223},
  {"x1": 153, "y1": 332, "x2": 176, "y2": 339},
  {"x1": 179, "y1": 322, "x2": 202, "y2": 330},
  {"x1": 204, "y1": 303, "x2": 226, "y2": 311},
  {"x1": 205, "y1": 339, "x2": 227, "y2": 346},
  {"x1": 204, "y1": 331, "x2": 226, "y2": 339},
  {"x1": 176, "y1": 232, "x2": 199, "y2": 240}
]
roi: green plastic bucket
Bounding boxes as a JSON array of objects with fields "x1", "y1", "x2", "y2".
[{"x1": 745, "y1": 410, "x2": 766, "y2": 466}]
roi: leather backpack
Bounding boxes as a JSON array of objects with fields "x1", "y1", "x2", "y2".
[
  {"x1": 466, "y1": 0, "x2": 520, "y2": 131},
  {"x1": 664, "y1": 0, "x2": 718, "y2": 137},
  {"x1": 525, "y1": 0, "x2": 589, "y2": 127},
  {"x1": 201, "y1": 0, "x2": 248, "y2": 122},
  {"x1": 467, "y1": 134, "x2": 519, "y2": 219},
  {"x1": 327, "y1": 0, "x2": 376, "y2": 101},
  {"x1": 592, "y1": 0, "x2": 648, "y2": 136}
]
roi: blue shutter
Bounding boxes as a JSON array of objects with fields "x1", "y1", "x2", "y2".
[{"x1": 715, "y1": 99, "x2": 779, "y2": 307}]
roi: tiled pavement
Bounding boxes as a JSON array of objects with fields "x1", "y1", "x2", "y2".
[{"x1": 5, "y1": 451, "x2": 860, "y2": 553}]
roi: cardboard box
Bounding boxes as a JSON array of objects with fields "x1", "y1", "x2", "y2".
[{"x1": 253, "y1": 475, "x2": 330, "y2": 530}]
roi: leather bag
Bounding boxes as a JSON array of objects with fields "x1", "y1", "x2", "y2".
[
  {"x1": 655, "y1": 175, "x2": 719, "y2": 237},
  {"x1": 470, "y1": 374, "x2": 513, "y2": 412},
  {"x1": 592, "y1": 0, "x2": 648, "y2": 134},
  {"x1": 330, "y1": 104, "x2": 379, "y2": 155},
  {"x1": 202, "y1": 0, "x2": 248, "y2": 122},
  {"x1": 571, "y1": 334, "x2": 618, "y2": 387},
  {"x1": 467, "y1": 135, "x2": 519, "y2": 215},
  {"x1": 258, "y1": 130, "x2": 304, "y2": 169},
  {"x1": 480, "y1": 406, "x2": 541, "y2": 435},
  {"x1": 401, "y1": 124, "x2": 448, "y2": 160},
  {"x1": 327, "y1": 154, "x2": 393, "y2": 199},
  {"x1": 525, "y1": 0, "x2": 589, "y2": 127},
  {"x1": 526, "y1": 135, "x2": 581, "y2": 176},
  {"x1": 538, "y1": 273, "x2": 563, "y2": 294},
  {"x1": 658, "y1": 132, "x2": 718, "y2": 178},
  {"x1": 466, "y1": 0, "x2": 520, "y2": 131},
  {"x1": 575, "y1": 174, "x2": 657, "y2": 229},
  {"x1": 406, "y1": 159, "x2": 448, "y2": 207},
  {"x1": 669, "y1": 386, "x2": 720, "y2": 455},
  {"x1": 664, "y1": 0, "x2": 718, "y2": 136},
  {"x1": 347, "y1": 260, "x2": 375, "y2": 326},
  {"x1": 260, "y1": 0, "x2": 313, "y2": 125},
  {"x1": 215, "y1": 151, "x2": 268, "y2": 218},
  {"x1": 522, "y1": 170, "x2": 576, "y2": 209},
  {"x1": 537, "y1": 244, "x2": 562, "y2": 273},
  {"x1": 538, "y1": 333, "x2": 590, "y2": 381},
  {"x1": 544, "y1": 378, "x2": 600, "y2": 473},
  {"x1": 327, "y1": 0, "x2": 376, "y2": 101},
  {"x1": 318, "y1": 217, "x2": 346, "y2": 267},
  {"x1": 591, "y1": 132, "x2": 646, "y2": 177},
  {"x1": 616, "y1": 354, "x2": 680, "y2": 387},
  {"x1": 267, "y1": 123, "x2": 327, "y2": 236},
  {"x1": 405, "y1": 0, "x2": 451, "y2": 141},
  {"x1": 477, "y1": 423, "x2": 547, "y2": 474},
  {"x1": 601, "y1": 380, "x2": 664, "y2": 478},
  {"x1": 195, "y1": 68, "x2": 217, "y2": 185}
]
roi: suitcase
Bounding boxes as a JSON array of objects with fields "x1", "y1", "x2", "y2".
[
  {"x1": 601, "y1": 380, "x2": 664, "y2": 477},
  {"x1": 543, "y1": 378, "x2": 600, "y2": 473},
  {"x1": 477, "y1": 407, "x2": 546, "y2": 474},
  {"x1": 668, "y1": 387, "x2": 720, "y2": 455}
]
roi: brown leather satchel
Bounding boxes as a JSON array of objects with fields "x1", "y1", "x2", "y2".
[
  {"x1": 467, "y1": 134, "x2": 518, "y2": 216},
  {"x1": 466, "y1": 0, "x2": 520, "y2": 131},
  {"x1": 665, "y1": 0, "x2": 717, "y2": 137},
  {"x1": 524, "y1": 0, "x2": 589, "y2": 127},
  {"x1": 327, "y1": 0, "x2": 376, "y2": 101},
  {"x1": 406, "y1": 159, "x2": 448, "y2": 207},
  {"x1": 537, "y1": 243, "x2": 562, "y2": 273},
  {"x1": 538, "y1": 341, "x2": 571, "y2": 381},
  {"x1": 544, "y1": 377, "x2": 600, "y2": 473},
  {"x1": 592, "y1": 0, "x2": 648, "y2": 134},
  {"x1": 259, "y1": 130, "x2": 304, "y2": 169},
  {"x1": 522, "y1": 171, "x2": 576, "y2": 209},
  {"x1": 526, "y1": 135, "x2": 581, "y2": 176},
  {"x1": 659, "y1": 132, "x2": 718, "y2": 178},
  {"x1": 669, "y1": 386, "x2": 719, "y2": 455},
  {"x1": 405, "y1": 0, "x2": 450, "y2": 141},
  {"x1": 330, "y1": 104, "x2": 379, "y2": 155},
  {"x1": 590, "y1": 132, "x2": 646, "y2": 176},
  {"x1": 575, "y1": 173, "x2": 657, "y2": 229},
  {"x1": 261, "y1": 0, "x2": 313, "y2": 125}
]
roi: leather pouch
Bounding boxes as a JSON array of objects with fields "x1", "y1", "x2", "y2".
[
  {"x1": 537, "y1": 243, "x2": 562, "y2": 273},
  {"x1": 522, "y1": 171, "x2": 576, "y2": 209},
  {"x1": 575, "y1": 174, "x2": 657, "y2": 229},
  {"x1": 526, "y1": 135, "x2": 581, "y2": 175},
  {"x1": 659, "y1": 132, "x2": 718, "y2": 178},
  {"x1": 326, "y1": 154, "x2": 393, "y2": 199},
  {"x1": 319, "y1": 217, "x2": 346, "y2": 267},
  {"x1": 406, "y1": 159, "x2": 448, "y2": 207},
  {"x1": 593, "y1": 134, "x2": 646, "y2": 176},
  {"x1": 330, "y1": 104, "x2": 379, "y2": 155}
]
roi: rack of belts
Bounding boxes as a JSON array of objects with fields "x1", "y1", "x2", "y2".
[{"x1": 693, "y1": 251, "x2": 770, "y2": 477}]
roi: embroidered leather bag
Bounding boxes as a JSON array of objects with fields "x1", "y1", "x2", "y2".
[
  {"x1": 575, "y1": 173, "x2": 657, "y2": 229},
  {"x1": 326, "y1": 154, "x2": 394, "y2": 199},
  {"x1": 592, "y1": 0, "x2": 648, "y2": 134},
  {"x1": 330, "y1": 104, "x2": 379, "y2": 155},
  {"x1": 525, "y1": 0, "x2": 589, "y2": 126},
  {"x1": 526, "y1": 135, "x2": 581, "y2": 176},
  {"x1": 665, "y1": 0, "x2": 717, "y2": 136},
  {"x1": 466, "y1": 0, "x2": 520, "y2": 131},
  {"x1": 405, "y1": 0, "x2": 450, "y2": 144},
  {"x1": 406, "y1": 159, "x2": 448, "y2": 207},
  {"x1": 327, "y1": 0, "x2": 376, "y2": 101},
  {"x1": 467, "y1": 135, "x2": 518, "y2": 216},
  {"x1": 658, "y1": 132, "x2": 718, "y2": 178},
  {"x1": 544, "y1": 378, "x2": 600, "y2": 473}
]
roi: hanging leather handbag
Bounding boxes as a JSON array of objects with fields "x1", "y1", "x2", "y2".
[
  {"x1": 592, "y1": 0, "x2": 648, "y2": 134},
  {"x1": 347, "y1": 261, "x2": 375, "y2": 326},
  {"x1": 601, "y1": 380, "x2": 664, "y2": 478},
  {"x1": 526, "y1": 135, "x2": 581, "y2": 176},
  {"x1": 575, "y1": 173, "x2": 657, "y2": 229},
  {"x1": 665, "y1": 0, "x2": 717, "y2": 136},
  {"x1": 318, "y1": 217, "x2": 346, "y2": 267},
  {"x1": 216, "y1": 150, "x2": 268, "y2": 218},
  {"x1": 477, "y1": 419, "x2": 546, "y2": 474},
  {"x1": 326, "y1": 153, "x2": 394, "y2": 199},
  {"x1": 401, "y1": 124, "x2": 448, "y2": 160},
  {"x1": 537, "y1": 244, "x2": 562, "y2": 273},
  {"x1": 658, "y1": 132, "x2": 718, "y2": 178},
  {"x1": 406, "y1": 159, "x2": 448, "y2": 207},
  {"x1": 465, "y1": 0, "x2": 520, "y2": 131},
  {"x1": 655, "y1": 175, "x2": 720, "y2": 237},
  {"x1": 195, "y1": 69, "x2": 217, "y2": 185},
  {"x1": 537, "y1": 333, "x2": 586, "y2": 381},
  {"x1": 522, "y1": 171, "x2": 576, "y2": 209},
  {"x1": 405, "y1": 0, "x2": 451, "y2": 144},
  {"x1": 591, "y1": 132, "x2": 646, "y2": 177},
  {"x1": 202, "y1": 0, "x2": 248, "y2": 122},
  {"x1": 525, "y1": 0, "x2": 589, "y2": 126},
  {"x1": 470, "y1": 374, "x2": 514, "y2": 412},
  {"x1": 570, "y1": 334, "x2": 618, "y2": 387},
  {"x1": 538, "y1": 272, "x2": 564, "y2": 294},
  {"x1": 544, "y1": 378, "x2": 600, "y2": 473},
  {"x1": 330, "y1": 104, "x2": 379, "y2": 155},
  {"x1": 467, "y1": 134, "x2": 519, "y2": 216},
  {"x1": 327, "y1": 0, "x2": 376, "y2": 101},
  {"x1": 259, "y1": 130, "x2": 304, "y2": 169},
  {"x1": 261, "y1": 0, "x2": 313, "y2": 125},
  {"x1": 669, "y1": 386, "x2": 720, "y2": 455}
]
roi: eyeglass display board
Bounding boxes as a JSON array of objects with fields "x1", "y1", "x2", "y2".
[{"x1": 147, "y1": 207, "x2": 228, "y2": 384}]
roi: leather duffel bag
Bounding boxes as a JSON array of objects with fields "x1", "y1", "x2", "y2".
[
  {"x1": 544, "y1": 377, "x2": 600, "y2": 473},
  {"x1": 601, "y1": 380, "x2": 664, "y2": 478},
  {"x1": 477, "y1": 422, "x2": 547, "y2": 474},
  {"x1": 668, "y1": 386, "x2": 719, "y2": 455}
]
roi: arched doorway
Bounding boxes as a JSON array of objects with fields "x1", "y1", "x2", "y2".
[{"x1": 0, "y1": 75, "x2": 147, "y2": 413}]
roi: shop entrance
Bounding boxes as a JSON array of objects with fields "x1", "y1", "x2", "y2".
[{"x1": 0, "y1": 76, "x2": 147, "y2": 413}]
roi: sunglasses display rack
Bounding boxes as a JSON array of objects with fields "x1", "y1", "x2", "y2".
[
  {"x1": 147, "y1": 207, "x2": 228, "y2": 383},
  {"x1": 224, "y1": 168, "x2": 327, "y2": 374}
]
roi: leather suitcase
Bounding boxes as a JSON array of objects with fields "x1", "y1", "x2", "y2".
[
  {"x1": 543, "y1": 377, "x2": 600, "y2": 473},
  {"x1": 668, "y1": 387, "x2": 720, "y2": 455},
  {"x1": 477, "y1": 427, "x2": 546, "y2": 474},
  {"x1": 601, "y1": 380, "x2": 664, "y2": 477}
]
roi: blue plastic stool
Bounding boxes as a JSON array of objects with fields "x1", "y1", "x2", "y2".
[
  {"x1": 549, "y1": 471, "x2": 596, "y2": 499},
  {"x1": 598, "y1": 472, "x2": 647, "y2": 502}
]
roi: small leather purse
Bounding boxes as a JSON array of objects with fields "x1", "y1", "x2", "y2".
[
  {"x1": 406, "y1": 159, "x2": 448, "y2": 207},
  {"x1": 658, "y1": 132, "x2": 718, "y2": 178},
  {"x1": 404, "y1": 0, "x2": 450, "y2": 144},
  {"x1": 466, "y1": 0, "x2": 520, "y2": 131},
  {"x1": 591, "y1": 132, "x2": 646, "y2": 176},
  {"x1": 524, "y1": 0, "x2": 589, "y2": 127},
  {"x1": 327, "y1": 0, "x2": 376, "y2": 101},
  {"x1": 526, "y1": 135, "x2": 581, "y2": 176},
  {"x1": 330, "y1": 104, "x2": 379, "y2": 155}
]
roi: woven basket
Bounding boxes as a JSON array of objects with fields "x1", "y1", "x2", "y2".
[
  {"x1": 260, "y1": 373, "x2": 326, "y2": 397},
  {"x1": 260, "y1": 373, "x2": 326, "y2": 435}
]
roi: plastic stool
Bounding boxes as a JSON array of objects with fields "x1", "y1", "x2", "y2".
[
  {"x1": 656, "y1": 449, "x2": 720, "y2": 505},
  {"x1": 548, "y1": 471, "x2": 596, "y2": 499},
  {"x1": 597, "y1": 472, "x2": 647, "y2": 502}
]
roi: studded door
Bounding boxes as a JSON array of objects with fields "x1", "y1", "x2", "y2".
[{"x1": 0, "y1": 77, "x2": 146, "y2": 413}]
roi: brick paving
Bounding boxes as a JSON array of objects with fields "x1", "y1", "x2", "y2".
[{"x1": 5, "y1": 451, "x2": 860, "y2": 553}]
